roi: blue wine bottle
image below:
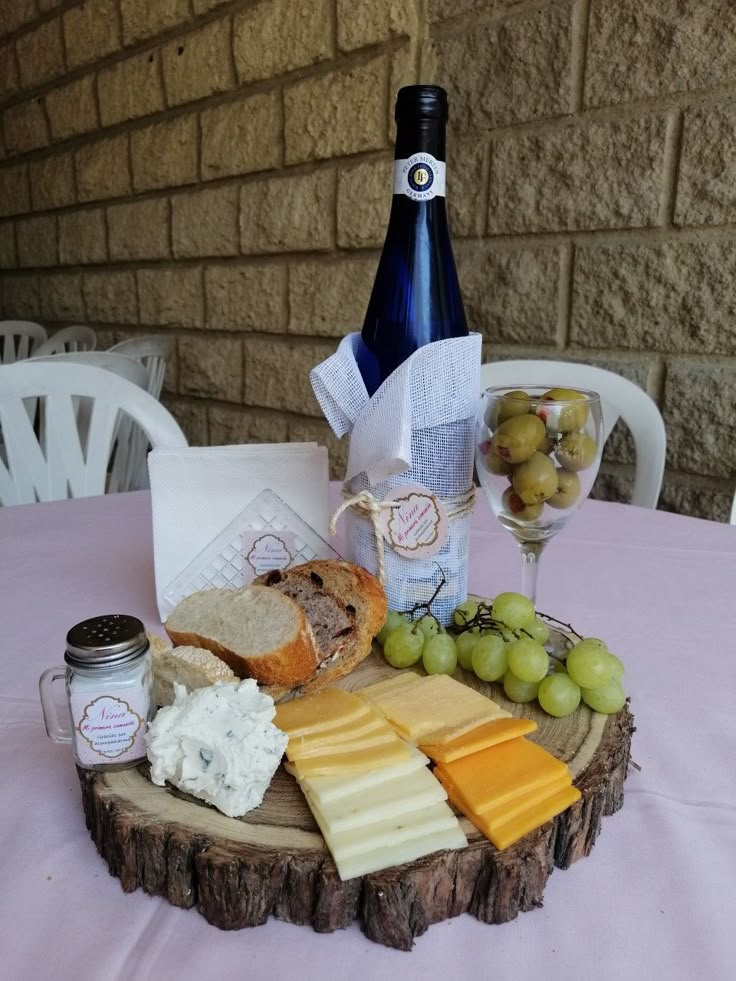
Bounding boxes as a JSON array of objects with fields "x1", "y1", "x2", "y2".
[{"x1": 358, "y1": 85, "x2": 468, "y2": 396}]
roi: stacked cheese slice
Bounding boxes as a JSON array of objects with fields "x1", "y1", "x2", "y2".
[
  {"x1": 275, "y1": 688, "x2": 466, "y2": 880},
  {"x1": 361, "y1": 673, "x2": 581, "y2": 851}
]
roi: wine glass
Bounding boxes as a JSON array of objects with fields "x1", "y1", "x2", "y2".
[{"x1": 475, "y1": 386, "x2": 603, "y2": 605}]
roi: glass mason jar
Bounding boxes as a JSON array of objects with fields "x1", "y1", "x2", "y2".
[{"x1": 39, "y1": 614, "x2": 153, "y2": 771}]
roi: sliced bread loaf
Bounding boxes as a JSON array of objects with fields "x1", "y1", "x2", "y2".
[
  {"x1": 165, "y1": 584, "x2": 319, "y2": 688},
  {"x1": 147, "y1": 633, "x2": 238, "y2": 707}
]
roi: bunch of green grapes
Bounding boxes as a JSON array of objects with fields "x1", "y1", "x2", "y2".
[{"x1": 377, "y1": 611, "x2": 458, "y2": 676}]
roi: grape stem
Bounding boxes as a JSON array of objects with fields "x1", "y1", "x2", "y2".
[
  {"x1": 536, "y1": 611, "x2": 584, "y2": 641},
  {"x1": 400, "y1": 564, "x2": 447, "y2": 619}
]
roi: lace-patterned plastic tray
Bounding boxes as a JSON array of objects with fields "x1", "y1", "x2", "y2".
[{"x1": 162, "y1": 489, "x2": 340, "y2": 610}]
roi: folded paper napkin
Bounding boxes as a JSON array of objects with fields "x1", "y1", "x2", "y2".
[{"x1": 148, "y1": 443, "x2": 329, "y2": 620}]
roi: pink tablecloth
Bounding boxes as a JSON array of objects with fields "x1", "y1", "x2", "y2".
[{"x1": 1, "y1": 490, "x2": 734, "y2": 981}]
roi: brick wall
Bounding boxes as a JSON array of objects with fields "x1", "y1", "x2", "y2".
[{"x1": 1, "y1": 0, "x2": 735, "y2": 521}]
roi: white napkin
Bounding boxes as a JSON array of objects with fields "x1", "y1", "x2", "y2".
[{"x1": 148, "y1": 443, "x2": 329, "y2": 620}]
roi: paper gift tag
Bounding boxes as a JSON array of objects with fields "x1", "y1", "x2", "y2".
[{"x1": 379, "y1": 484, "x2": 449, "y2": 559}]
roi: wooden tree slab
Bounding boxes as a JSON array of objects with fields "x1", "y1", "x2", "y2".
[{"x1": 78, "y1": 650, "x2": 635, "y2": 950}]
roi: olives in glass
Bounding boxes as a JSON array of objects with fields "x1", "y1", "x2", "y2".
[
  {"x1": 491, "y1": 414, "x2": 546, "y2": 464},
  {"x1": 502, "y1": 486, "x2": 543, "y2": 521},
  {"x1": 484, "y1": 448, "x2": 514, "y2": 475},
  {"x1": 539, "y1": 388, "x2": 589, "y2": 432},
  {"x1": 512, "y1": 451, "x2": 559, "y2": 505},
  {"x1": 497, "y1": 390, "x2": 530, "y2": 424},
  {"x1": 557, "y1": 432, "x2": 598, "y2": 472},
  {"x1": 547, "y1": 468, "x2": 581, "y2": 509}
]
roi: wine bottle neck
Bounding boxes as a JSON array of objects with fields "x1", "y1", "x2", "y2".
[{"x1": 394, "y1": 117, "x2": 446, "y2": 162}]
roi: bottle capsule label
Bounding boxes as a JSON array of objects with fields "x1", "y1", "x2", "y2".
[{"x1": 394, "y1": 154, "x2": 446, "y2": 201}]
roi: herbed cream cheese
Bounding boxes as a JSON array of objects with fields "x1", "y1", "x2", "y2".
[{"x1": 146, "y1": 680, "x2": 287, "y2": 818}]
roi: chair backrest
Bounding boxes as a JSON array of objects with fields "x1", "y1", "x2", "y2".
[
  {"x1": 33, "y1": 325, "x2": 97, "y2": 357},
  {"x1": 109, "y1": 335, "x2": 175, "y2": 398},
  {"x1": 0, "y1": 321, "x2": 47, "y2": 364},
  {"x1": 32, "y1": 350, "x2": 147, "y2": 388},
  {"x1": 0, "y1": 361, "x2": 187, "y2": 506},
  {"x1": 479, "y1": 359, "x2": 666, "y2": 509}
]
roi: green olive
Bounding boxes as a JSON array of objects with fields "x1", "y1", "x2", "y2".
[
  {"x1": 497, "y1": 391, "x2": 530, "y2": 424},
  {"x1": 512, "y1": 451, "x2": 559, "y2": 504},
  {"x1": 539, "y1": 388, "x2": 589, "y2": 432},
  {"x1": 547, "y1": 468, "x2": 581, "y2": 509},
  {"x1": 491, "y1": 414, "x2": 546, "y2": 464},
  {"x1": 557, "y1": 432, "x2": 598, "y2": 472},
  {"x1": 502, "y1": 486, "x2": 543, "y2": 520},
  {"x1": 538, "y1": 433, "x2": 556, "y2": 455},
  {"x1": 484, "y1": 448, "x2": 514, "y2": 475}
]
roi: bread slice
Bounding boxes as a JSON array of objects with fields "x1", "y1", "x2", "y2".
[
  {"x1": 147, "y1": 632, "x2": 238, "y2": 707},
  {"x1": 164, "y1": 584, "x2": 319, "y2": 688}
]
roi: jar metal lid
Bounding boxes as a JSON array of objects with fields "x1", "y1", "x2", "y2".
[{"x1": 65, "y1": 614, "x2": 149, "y2": 668}]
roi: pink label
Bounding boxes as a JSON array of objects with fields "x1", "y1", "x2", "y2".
[
  {"x1": 380, "y1": 485, "x2": 449, "y2": 559},
  {"x1": 69, "y1": 692, "x2": 148, "y2": 765},
  {"x1": 242, "y1": 531, "x2": 295, "y2": 575}
]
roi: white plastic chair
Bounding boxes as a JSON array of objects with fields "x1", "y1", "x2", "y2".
[
  {"x1": 31, "y1": 350, "x2": 147, "y2": 388},
  {"x1": 0, "y1": 361, "x2": 187, "y2": 506},
  {"x1": 1, "y1": 321, "x2": 47, "y2": 364},
  {"x1": 33, "y1": 325, "x2": 97, "y2": 357},
  {"x1": 479, "y1": 360, "x2": 666, "y2": 509}
]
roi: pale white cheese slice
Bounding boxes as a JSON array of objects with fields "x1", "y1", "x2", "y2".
[
  {"x1": 334, "y1": 824, "x2": 467, "y2": 881},
  {"x1": 317, "y1": 800, "x2": 460, "y2": 860}
]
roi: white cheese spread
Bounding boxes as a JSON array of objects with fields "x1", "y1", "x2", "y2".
[{"x1": 146, "y1": 680, "x2": 287, "y2": 818}]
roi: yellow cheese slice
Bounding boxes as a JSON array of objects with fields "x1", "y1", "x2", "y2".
[
  {"x1": 474, "y1": 785, "x2": 582, "y2": 851},
  {"x1": 420, "y1": 717, "x2": 538, "y2": 761},
  {"x1": 358, "y1": 672, "x2": 424, "y2": 700},
  {"x1": 435, "y1": 737, "x2": 571, "y2": 813},
  {"x1": 333, "y1": 824, "x2": 467, "y2": 881},
  {"x1": 274, "y1": 689, "x2": 369, "y2": 737},
  {"x1": 286, "y1": 710, "x2": 386, "y2": 757},
  {"x1": 417, "y1": 707, "x2": 512, "y2": 747},
  {"x1": 287, "y1": 725, "x2": 398, "y2": 762},
  {"x1": 291, "y1": 737, "x2": 412, "y2": 778},
  {"x1": 313, "y1": 800, "x2": 460, "y2": 860},
  {"x1": 292, "y1": 744, "x2": 429, "y2": 804},
  {"x1": 303, "y1": 764, "x2": 447, "y2": 831}
]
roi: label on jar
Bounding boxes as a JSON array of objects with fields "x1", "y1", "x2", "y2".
[
  {"x1": 394, "y1": 153, "x2": 446, "y2": 201},
  {"x1": 380, "y1": 484, "x2": 449, "y2": 559},
  {"x1": 242, "y1": 531, "x2": 295, "y2": 575},
  {"x1": 70, "y1": 692, "x2": 148, "y2": 765}
]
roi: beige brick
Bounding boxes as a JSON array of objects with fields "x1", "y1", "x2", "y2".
[
  {"x1": 290, "y1": 417, "x2": 347, "y2": 479},
  {"x1": 179, "y1": 335, "x2": 242, "y2": 402},
  {"x1": 76, "y1": 134, "x2": 131, "y2": 202},
  {"x1": 338, "y1": 0, "x2": 414, "y2": 51},
  {"x1": 0, "y1": 42, "x2": 18, "y2": 98},
  {"x1": 201, "y1": 91, "x2": 281, "y2": 180},
  {"x1": 120, "y1": 0, "x2": 192, "y2": 44},
  {"x1": 138, "y1": 267, "x2": 204, "y2": 326},
  {"x1": 659, "y1": 474, "x2": 733, "y2": 523},
  {"x1": 388, "y1": 46, "x2": 414, "y2": 139},
  {"x1": 17, "y1": 18, "x2": 65, "y2": 88},
  {"x1": 288, "y1": 257, "x2": 376, "y2": 335},
  {"x1": 572, "y1": 241, "x2": 736, "y2": 356},
  {"x1": 58, "y1": 209, "x2": 107, "y2": 265},
  {"x1": 586, "y1": 0, "x2": 736, "y2": 109},
  {"x1": 1, "y1": 274, "x2": 40, "y2": 318},
  {"x1": 172, "y1": 186, "x2": 238, "y2": 258},
  {"x1": 233, "y1": 0, "x2": 332, "y2": 83},
  {"x1": 4, "y1": 99, "x2": 49, "y2": 154},
  {"x1": 239, "y1": 170, "x2": 335, "y2": 254},
  {"x1": 0, "y1": 221, "x2": 16, "y2": 268},
  {"x1": 426, "y1": 2, "x2": 570, "y2": 132},
  {"x1": 209, "y1": 406, "x2": 289, "y2": 445},
  {"x1": 205, "y1": 263, "x2": 287, "y2": 332},
  {"x1": 108, "y1": 198, "x2": 170, "y2": 261},
  {"x1": 40, "y1": 272, "x2": 85, "y2": 321},
  {"x1": 64, "y1": 0, "x2": 121, "y2": 70},
  {"x1": 285, "y1": 56, "x2": 387, "y2": 165},
  {"x1": 0, "y1": 1, "x2": 36, "y2": 36},
  {"x1": 455, "y1": 243, "x2": 559, "y2": 346},
  {"x1": 677, "y1": 102, "x2": 736, "y2": 226},
  {"x1": 163, "y1": 397, "x2": 208, "y2": 444},
  {"x1": 244, "y1": 337, "x2": 336, "y2": 414},
  {"x1": 83, "y1": 270, "x2": 138, "y2": 323},
  {"x1": 590, "y1": 468, "x2": 633, "y2": 508},
  {"x1": 0, "y1": 163, "x2": 30, "y2": 217},
  {"x1": 664, "y1": 359, "x2": 736, "y2": 479},
  {"x1": 131, "y1": 114, "x2": 197, "y2": 192},
  {"x1": 46, "y1": 75, "x2": 98, "y2": 141},
  {"x1": 448, "y1": 138, "x2": 487, "y2": 238},
  {"x1": 162, "y1": 19, "x2": 234, "y2": 107},
  {"x1": 16, "y1": 215, "x2": 57, "y2": 267},
  {"x1": 336, "y1": 158, "x2": 392, "y2": 248},
  {"x1": 30, "y1": 153, "x2": 76, "y2": 210},
  {"x1": 98, "y1": 50, "x2": 165, "y2": 127},
  {"x1": 428, "y1": 0, "x2": 524, "y2": 20},
  {"x1": 489, "y1": 116, "x2": 666, "y2": 234},
  {"x1": 39, "y1": 0, "x2": 64, "y2": 10}
]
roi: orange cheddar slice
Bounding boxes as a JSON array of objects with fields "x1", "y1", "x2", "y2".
[
  {"x1": 275, "y1": 689, "x2": 369, "y2": 737},
  {"x1": 435, "y1": 737, "x2": 570, "y2": 813},
  {"x1": 420, "y1": 717, "x2": 538, "y2": 762},
  {"x1": 291, "y1": 737, "x2": 412, "y2": 778},
  {"x1": 440, "y1": 768, "x2": 570, "y2": 828},
  {"x1": 472, "y1": 785, "x2": 582, "y2": 851}
]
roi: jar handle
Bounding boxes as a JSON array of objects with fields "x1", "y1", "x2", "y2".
[{"x1": 39, "y1": 667, "x2": 72, "y2": 743}]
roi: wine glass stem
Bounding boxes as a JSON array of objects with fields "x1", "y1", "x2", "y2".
[{"x1": 518, "y1": 541, "x2": 545, "y2": 606}]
